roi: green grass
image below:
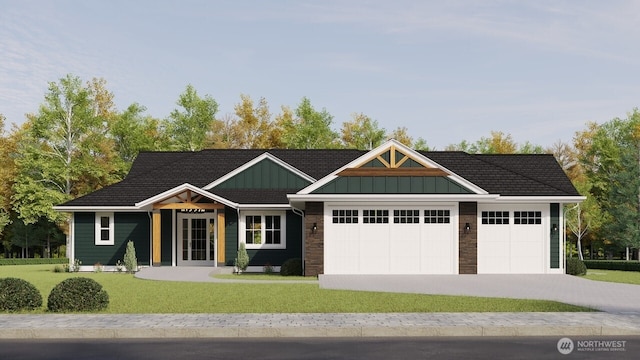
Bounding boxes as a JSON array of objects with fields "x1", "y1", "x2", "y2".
[
  {"x1": 584, "y1": 269, "x2": 640, "y2": 285},
  {"x1": 1, "y1": 265, "x2": 592, "y2": 313}
]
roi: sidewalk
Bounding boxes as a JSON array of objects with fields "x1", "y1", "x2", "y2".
[
  {"x1": 2, "y1": 267, "x2": 640, "y2": 339},
  {"x1": 2, "y1": 312, "x2": 640, "y2": 339}
]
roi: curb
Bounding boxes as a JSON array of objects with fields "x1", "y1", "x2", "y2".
[{"x1": 2, "y1": 326, "x2": 640, "y2": 339}]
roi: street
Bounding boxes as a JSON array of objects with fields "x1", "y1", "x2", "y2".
[{"x1": 1, "y1": 336, "x2": 638, "y2": 360}]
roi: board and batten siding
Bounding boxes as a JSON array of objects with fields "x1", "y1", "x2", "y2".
[
  {"x1": 224, "y1": 207, "x2": 238, "y2": 266},
  {"x1": 160, "y1": 209, "x2": 173, "y2": 265},
  {"x1": 312, "y1": 176, "x2": 472, "y2": 194},
  {"x1": 74, "y1": 212, "x2": 150, "y2": 266},
  {"x1": 214, "y1": 158, "x2": 311, "y2": 189}
]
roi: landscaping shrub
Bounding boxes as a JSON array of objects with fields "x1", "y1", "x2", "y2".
[
  {"x1": 123, "y1": 240, "x2": 138, "y2": 273},
  {"x1": 280, "y1": 258, "x2": 302, "y2": 276},
  {"x1": 234, "y1": 243, "x2": 249, "y2": 273},
  {"x1": 47, "y1": 277, "x2": 109, "y2": 312},
  {"x1": 583, "y1": 260, "x2": 640, "y2": 272},
  {"x1": 0, "y1": 258, "x2": 67, "y2": 266},
  {"x1": 0, "y1": 277, "x2": 43, "y2": 311},
  {"x1": 566, "y1": 257, "x2": 587, "y2": 276}
]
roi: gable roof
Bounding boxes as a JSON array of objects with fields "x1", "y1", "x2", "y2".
[{"x1": 56, "y1": 143, "x2": 581, "y2": 210}]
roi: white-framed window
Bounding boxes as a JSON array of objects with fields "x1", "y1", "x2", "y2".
[
  {"x1": 95, "y1": 213, "x2": 114, "y2": 245},
  {"x1": 241, "y1": 211, "x2": 286, "y2": 249}
]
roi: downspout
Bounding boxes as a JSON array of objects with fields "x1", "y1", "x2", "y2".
[{"x1": 291, "y1": 206, "x2": 305, "y2": 275}]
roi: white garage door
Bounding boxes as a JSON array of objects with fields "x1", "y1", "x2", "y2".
[
  {"x1": 324, "y1": 204, "x2": 458, "y2": 274},
  {"x1": 477, "y1": 205, "x2": 547, "y2": 274}
]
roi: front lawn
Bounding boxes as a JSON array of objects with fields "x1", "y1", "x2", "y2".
[
  {"x1": 1, "y1": 265, "x2": 592, "y2": 313},
  {"x1": 584, "y1": 269, "x2": 640, "y2": 285}
]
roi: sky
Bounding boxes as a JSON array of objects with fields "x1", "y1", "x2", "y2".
[{"x1": 1, "y1": 0, "x2": 639, "y2": 150}]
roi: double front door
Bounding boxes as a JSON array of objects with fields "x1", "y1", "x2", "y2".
[{"x1": 177, "y1": 213, "x2": 216, "y2": 266}]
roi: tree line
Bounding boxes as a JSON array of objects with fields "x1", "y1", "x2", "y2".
[{"x1": 0, "y1": 74, "x2": 637, "y2": 261}]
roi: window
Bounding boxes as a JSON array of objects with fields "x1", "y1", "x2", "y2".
[
  {"x1": 481, "y1": 211, "x2": 509, "y2": 225},
  {"x1": 514, "y1": 211, "x2": 542, "y2": 225},
  {"x1": 394, "y1": 209, "x2": 419, "y2": 224},
  {"x1": 332, "y1": 209, "x2": 359, "y2": 224},
  {"x1": 363, "y1": 209, "x2": 389, "y2": 224},
  {"x1": 95, "y1": 213, "x2": 114, "y2": 245},
  {"x1": 424, "y1": 209, "x2": 450, "y2": 224},
  {"x1": 242, "y1": 212, "x2": 286, "y2": 249}
]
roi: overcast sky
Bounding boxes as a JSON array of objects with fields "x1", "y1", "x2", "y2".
[{"x1": 1, "y1": 0, "x2": 639, "y2": 149}]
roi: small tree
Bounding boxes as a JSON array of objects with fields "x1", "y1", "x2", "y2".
[
  {"x1": 234, "y1": 243, "x2": 249, "y2": 273},
  {"x1": 123, "y1": 240, "x2": 138, "y2": 273}
]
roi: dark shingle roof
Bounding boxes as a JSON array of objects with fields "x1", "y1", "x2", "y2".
[{"x1": 60, "y1": 149, "x2": 579, "y2": 207}]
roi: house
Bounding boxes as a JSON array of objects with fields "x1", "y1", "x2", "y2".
[{"x1": 54, "y1": 140, "x2": 584, "y2": 275}]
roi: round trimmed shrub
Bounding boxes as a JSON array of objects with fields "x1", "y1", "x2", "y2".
[
  {"x1": 280, "y1": 258, "x2": 303, "y2": 276},
  {"x1": 0, "y1": 278, "x2": 43, "y2": 312},
  {"x1": 566, "y1": 257, "x2": 587, "y2": 276},
  {"x1": 47, "y1": 277, "x2": 109, "y2": 312}
]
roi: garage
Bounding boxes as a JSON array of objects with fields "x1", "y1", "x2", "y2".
[
  {"x1": 477, "y1": 204, "x2": 548, "y2": 274},
  {"x1": 323, "y1": 204, "x2": 458, "y2": 274}
]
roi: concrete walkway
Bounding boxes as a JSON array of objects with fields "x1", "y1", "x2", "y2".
[{"x1": 2, "y1": 267, "x2": 640, "y2": 339}]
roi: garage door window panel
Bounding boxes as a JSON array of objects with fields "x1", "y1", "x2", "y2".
[
  {"x1": 514, "y1": 211, "x2": 542, "y2": 225},
  {"x1": 482, "y1": 211, "x2": 509, "y2": 225},
  {"x1": 363, "y1": 209, "x2": 389, "y2": 224},
  {"x1": 393, "y1": 209, "x2": 419, "y2": 224},
  {"x1": 424, "y1": 209, "x2": 450, "y2": 224},
  {"x1": 332, "y1": 209, "x2": 359, "y2": 224}
]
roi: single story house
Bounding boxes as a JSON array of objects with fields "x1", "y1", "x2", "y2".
[{"x1": 55, "y1": 140, "x2": 584, "y2": 275}]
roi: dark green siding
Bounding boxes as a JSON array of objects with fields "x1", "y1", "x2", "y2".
[
  {"x1": 550, "y1": 203, "x2": 560, "y2": 269},
  {"x1": 312, "y1": 176, "x2": 473, "y2": 194},
  {"x1": 246, "y1": 211, "x2": 303, "y2": 266},
  {"x1": 160, "y1": 209, "x2": 172, "y2": 265},
  {"x1": 224, "y1": 207, "x2": 238, "y2": 266},
  {"x1": 214, "y1": 158, "x2": 311, "y2": 189},
  {"x1": 74, "y1": 212, "x2": 150, "y2": 266}
]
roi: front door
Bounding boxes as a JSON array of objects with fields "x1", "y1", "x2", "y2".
[{"x1": 177, "y1": 213, "x2": 216, "y2": 266}]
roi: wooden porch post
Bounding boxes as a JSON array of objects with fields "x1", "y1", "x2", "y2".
[{"x1": 152, "y1": 211, "x2": 161, "y2": 266}]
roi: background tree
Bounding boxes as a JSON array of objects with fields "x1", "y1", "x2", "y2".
[
  {"x1": 341, "y1": 113, "x2": 386, "y2": 150},
  {"x1": 445, "y1": 131, "x2": 544, "y2": 154},
  {"x1": 278, "y1": 97, "x2": 339, "y2": 149},
  {"x1": 580, "y1": 109, "x2": 640, "y2": 259},
  {"x1": 164, "y1": 84, "x2": 218, "y2": 151},
  {"x1": 0, "y1": 114, "x2": 14, "y2": 236},
  {"x1": 388, "y1": 126, "x2": 413, "y2": 147},
  {"x1": 110, "y1": 103, "x2": 167, "y2": 169},
  {"x1": 11, "y1": 74, "x2": 119, "y2": 226},
  {"x1": 230, "y1": 94, "x2": 279, "y2": 149}
]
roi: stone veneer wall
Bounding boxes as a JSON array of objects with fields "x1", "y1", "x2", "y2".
[
  {"x1": 304, "y1": 202, "x2": 324, "y2": 276},
  {"x1": 459, "y1": 202, "x2": 478, "y2": 274}
]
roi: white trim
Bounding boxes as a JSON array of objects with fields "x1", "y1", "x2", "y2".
[
  {"x1": 171, "y1": 209, "x2": 176, "y2": 266},
  {"x1": 296, "y1": 139, "x2": 488, "y2": 195},
  {"x1": 491, "y1": 196, "x2": 586, "y2": 203},
  {"x1": 135, "y1": 183, "x2": 238, "y2": 209},
  {"x1": 237, "y1": 204, "x2": 292, "y2": 210},
  {"x1": 176, "y1": 212, "x2": 217, "y2": 266},
  {"x1": 94, "y1": 212, "x2": 114, "y2": 246},
  {"x1": 203, "y1": 153, "x2": 316, "y2": 189},
  {"x1": 68, "y1": 215, "x2": 75, "y2": 267},
  {"x1": 239, "y1": 210, "x2": 287, "y2": 250},
  {"x1": 54, "y1": 206, "x2": 141, "y2": 212}
]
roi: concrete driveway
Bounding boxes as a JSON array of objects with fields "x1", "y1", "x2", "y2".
[{"x1": 319, "y1": 274, "x2": 640, "y2": 314}]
